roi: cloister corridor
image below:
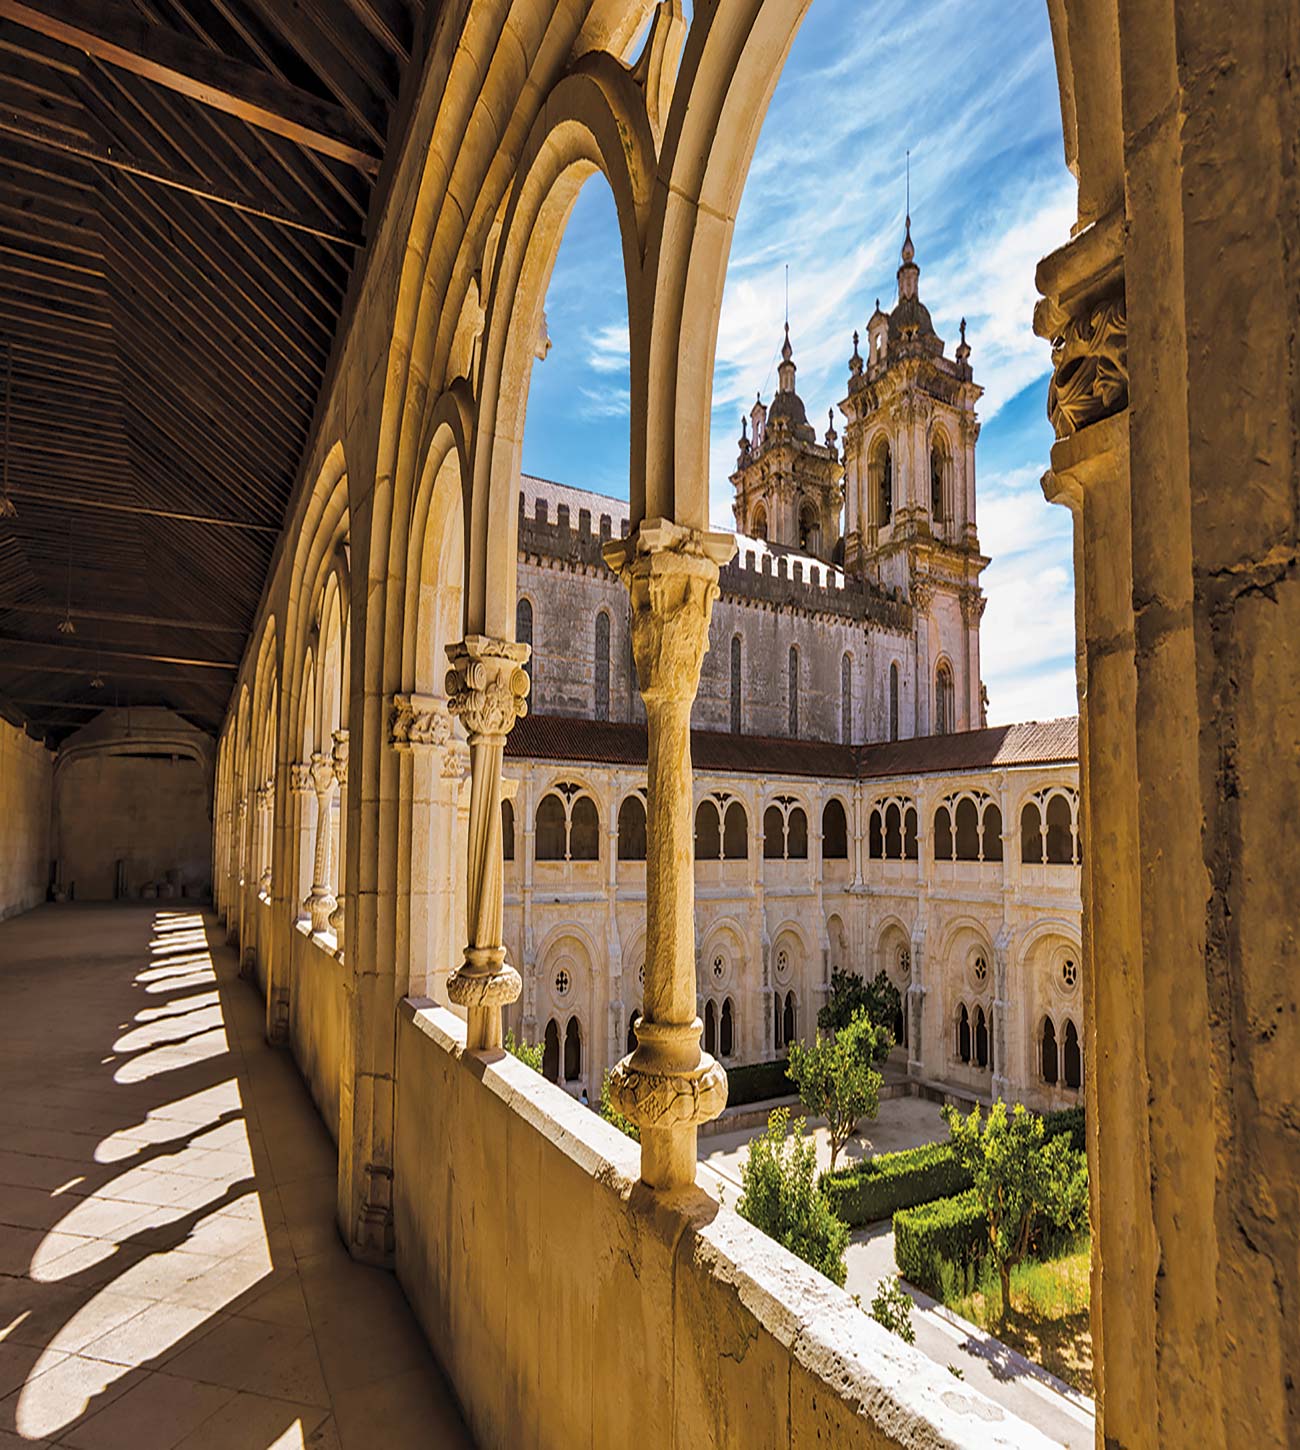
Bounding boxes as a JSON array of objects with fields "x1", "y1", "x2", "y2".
[{"x1": 0, "y1": 904, "x2": 471, "y2": 1450}]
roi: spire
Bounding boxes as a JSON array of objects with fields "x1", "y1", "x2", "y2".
[{"x1": 777, "y1": 322, "x2": 796, "y2": 393}]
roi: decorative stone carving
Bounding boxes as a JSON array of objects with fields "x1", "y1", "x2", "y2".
[
  {"x1": 289, "y1": 761, "x2": 312, "y2": 795},
  {"x1": 601, "y1": 519, "x2": 736, "y2": 1190},
  {"x1": 960, "y1": 588, "x2": 987, "y2": 625},
  {"x1": 1043, "y1": 296, "x2": 1127, "y2": 440},
  {"x1": 330, "y1": 728, "x2": 349, "y2": 786},
  {"x1": 390, "y1": 693, "x2": 453, "y2": 750},
  {"x1": 304, "y1": 750, "x2": 338, "y2": 934},
  {"x1": 443, "y1": 635, "x2": 531, "y2": 1050},
  {"x1": 910, "y1": 575, "x2": 934, "y2": 614}
]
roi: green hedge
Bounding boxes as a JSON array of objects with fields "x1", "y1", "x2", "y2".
[
  {"x1": 1041, "y1": 1105, "x2": 1086, "y2": 1153},
  {"x1": 893, "y1": 1190, "x2": 988, "y2": 1295},
  {"x1": 821, "y1": 1141, "x2": 973, "y2": 1226},
  {"x1": 724, "y1": 1059, "x2": 795, "y2": 1107}
]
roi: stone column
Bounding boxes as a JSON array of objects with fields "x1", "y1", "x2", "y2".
[
  {"x1": 328, "y1": 729, "x2": 349, "y2": 957},
  {"x1": 602, "y1": 520, "x2": 734, "y2": 1191},
  {"x1": 906, "y1": 932, "x2": 925, "y2": 1079},
  {"x1": 256, "y1": 780, "x2": 274, "y2": 896},
  {"x1": 304, "y1": 751, "x2": 338, "y2": 934},
  {"x1": 444, "y1": 635, "x2": 530, "y2": 1052},
  {"x1": 288, "y1": 761, "x2": 312, "y2": 916},
  {"x1": 991, "y1": 929, "x2": 1012, "y2": 1103},
  {"x1": 912, "y1": 577, "x2": 932, "y2": 737},
  {"x1": 236, "y1": 794, "x2": 249, "y2": 887},
  {"x1": 959, "y1": 589, "x2": 985, "y2": 733}
]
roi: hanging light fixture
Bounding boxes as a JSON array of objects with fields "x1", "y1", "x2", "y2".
[
  {"x1": 57, "y1": 521, "x2": 76, "y2": 635},
  {"x1": 0, "y1": 342, "x2": 15, "y2": 520}
]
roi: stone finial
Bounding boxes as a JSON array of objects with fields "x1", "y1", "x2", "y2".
[{"x1": 850, "y1": 329, "x2": 863, "y2": 376}]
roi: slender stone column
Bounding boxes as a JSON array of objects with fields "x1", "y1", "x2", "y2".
[
  {"x1": 256, "y1": 780, "x2": 274, "y2": 895},
  {"x1": 445, "y1": 635, "x2": 530, "y2": 1052},
  {"x1": 304, "y1": 752, "x2": 337, "y2": 934},
  {"x1": 236, "y1": 795, "x2": 249, "y2": 887},
  {"x1": 603, "y1": 519, "x2": 735, "y2": 1191},
  {"x1": 328, "y1": 729, "x2": 349, "y2": 956}
]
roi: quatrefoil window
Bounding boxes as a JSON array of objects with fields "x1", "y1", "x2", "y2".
[
  {"x1": 554, "y1": 969, "x2": 571, "y2": 997},
  {"x1": 712, "y1": 954, "x2": 725, "y2": 980},
  {"x1": 1061, "y1": 958, "x2": 1078, "y2": 990},
  {"x1": 973, "y1": 955, "x2": 988, "y2": 983}
]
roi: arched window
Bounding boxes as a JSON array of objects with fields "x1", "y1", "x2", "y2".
[
  {"x1": 752, "y1": 503, "x2": 768, "y2": 541},
  {"x1": 840, "y1": 652, "x2": 852, "y2": 743},
  {"x1": 695, "y1": 800, "x2": 722, "y2": 861},
  {"x1": 542, "y1": 1018, "x2": 559, "y2": 1082},
  {"x1": 563, "y1": 1017, "x2": 582, "y2": 1082},
  {"x1": 720, "y1": 998, "x2": 734, "y2": 1057},
  {"x1": 626, "y1": 1011, "x2": 639, "y2": 1055},
  {"x1": 894, "y1": 997, "x2": 907, "y2": 1049},
  {"x1": 958, "y1": 1004, "x2": 971, "y2": 1064},
  {"x1": 617, "y1": 795, "x2": 647, "y2": 861},
  {"x1": 904, "y1": 805, "x2": 918, "y2": 860},
  {"x1": 889, "y1": 662, "x2": 900, "y2": 742},
  {"x1": 878, "y1": 441, "x2": 893, "y2": 525},
  {"x1": 868, "y1": 809, "x2": 884, "y2": 859},
  {"x1": 704, "y1": 999, "x2": 717, "y2": 1056},
  {"x1": 982, "y1": 803, "x2": 1004, "y2": 862},
  {"x1": 786, "y1": 808, "x2": 808, "y2": 860},
  {"x1": 594, "y1": 610, "x2": 610, "y2": 721},
  {"x1": 799, "y1": 503, "x2": 820, "y2": 556},
  {"x1": 955, "y1": 798, "x2": 981, "y2": 860},
  {"x1": 1042, "y1": 1017, "x2": 1059, "y2": 1085},
  {"x1": 930, "y1": 443, "x2": 945, "y2": 522},
  {"x1": 569, "y1": 797, "x2": 599, "y2": 860},
  {"x1": 788, "y1": 647, "x2": 799, "y2": 737},
  {"x1": 723, "y1": 801, "x2": 748, "y2": 859},
  {"x1": 989, "y1": 1008, "x2": 996, "y2": 1073},
  {"x1": 763, "y1": 804, "x2": 785, "y2": 860},
  {"x1": 783, "y1": 991, "x2": 796, "y2": 1049},
  {"x1": 975, "y1": 1006, "x2": 989, "y2": 1068},
  {"x1": 502, "y1": 799, "x2": 515, "y2": 862},
  {"x1": 935, "y1": 662, "x2": 954, "y2": 735},
  {"x1": 1063, "y1": 1019, "x2": 1082, "y2": 1089},
  {"x1": 1021, "y1": 801, "x2": 1043, "y2": 862},
  {"x1": 884, "y1": 802, "x2": 902, "y2": 859},
  {"x1": 535, "y1": 795, "x2": 566, "y2": 861},
  {"x1": 822, "y1": 799, "x2": 848, "y2": 859},
  {"x1": 730, "y1": 634, "x2": 742, "y2": 735},
  {"x1": 516, "y1": 597, "x2": 534, "y2": 688},
  {"x1": 773, "y1": 991, "x2": 782, "y2": 1050},
  {"x1": 1046, "y1": 794, "x2": 1074, "y2": 863},
  {"x1": 934, "y1": 806, "x2": 953, "y2": 860}
]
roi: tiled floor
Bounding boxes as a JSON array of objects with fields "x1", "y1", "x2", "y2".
[{"x1": 0, "y1": 903, "x2": 473, "y2": 1449}]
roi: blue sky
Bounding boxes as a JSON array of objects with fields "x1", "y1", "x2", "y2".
[{"x1": 521, "y1": 0, "x2": 1078, "y2": 725}]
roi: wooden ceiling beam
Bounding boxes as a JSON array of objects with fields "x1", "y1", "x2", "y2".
[
  {"x1": 0, "y1": 110, "x2": 362, "y2": 247},
  {"x1": 0, "y1": 635, "x2": 238, "y2": 669},
  {"x1": 0, "y1": 601, "x2": 248, "y2": 634},
  {"x1": 0, "y1": 0, "x2": 382, "y2": 172},
  {"x1": 4, "y1": 486, "x2": 281, "y2": 533}
]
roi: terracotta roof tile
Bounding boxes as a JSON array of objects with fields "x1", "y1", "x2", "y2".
[{"x1": 505, "y1": 714, "x2": 1078, "y2": 781}]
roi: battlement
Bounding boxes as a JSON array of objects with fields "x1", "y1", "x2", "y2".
[{"x1": 517, "y1": 495, "x2": 911, "y2": 630}]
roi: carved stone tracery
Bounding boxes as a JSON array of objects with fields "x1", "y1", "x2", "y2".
[{"x1": 1043, "y1": 296, "x2": 1128, "y2": 440}]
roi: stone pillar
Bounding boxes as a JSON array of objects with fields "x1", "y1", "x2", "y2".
[
  {"x1": 256, "y1": 780, "x2": 274, "y2": 896},
  {"x1": 328, "y1": 729, "x2": 349, "y2": 957},
  {"x1": 959, "y1": 589, "x2": 985, "y2": 733},
  {"x1": 906, "y1": 933, "x2": 924, "y2": 1079},
  {"x1": 444, "y1": 635, "x2": 530, "y2": 1052},
  {"x1": 991, "y1": 929, "x2": 1012, "y2": 1103},
  {"x1": 304, "y1": 751, "x2": 337, "y2": 934},
  {"x1": 912, "y1": 578, "x2": 932, "y2": 738},
  {"x1": 602, "y1": 520, "x2": 734, "y2": 1191}
]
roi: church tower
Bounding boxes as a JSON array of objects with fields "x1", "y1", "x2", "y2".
[
  {"x1": 838, "y1": 219, "x2": 989, "y2": 733},
  {"x1": 731, "y1": 325, "x2": 842, "y2": 560}
]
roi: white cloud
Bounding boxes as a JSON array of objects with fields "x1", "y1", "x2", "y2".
[{"x1": 586, "y1": 321, "x2": 630, "y2": 374}]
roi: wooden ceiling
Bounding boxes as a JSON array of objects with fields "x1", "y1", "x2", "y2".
[{"x1": 0, "y1": 0, "x2": 427, "y2": 744}]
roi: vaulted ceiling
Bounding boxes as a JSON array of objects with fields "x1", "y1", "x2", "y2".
[{"x1": 0, "y1": 0, "x2": 429, "y2": 743}]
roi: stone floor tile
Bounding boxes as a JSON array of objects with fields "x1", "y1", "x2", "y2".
[
  {"x1": 162, "y1": 1318, "x2": 330, "y2": 1406},
  {"x1": 57, "y1": 1372, "x2": 236, "y2": 1450},
  {"x1": 168, "y1": 1390, "x2": 331, "y2": 1450},
  {"x1": 78, "y1": 1301, "x2": 216, "y2": 1369},
  {"x1": 331, "y1": 1367, "x2": 472, "y2": 1450},
  {"x1": 0, "y1": 1354, "x2": 145, "y2": 1440}
]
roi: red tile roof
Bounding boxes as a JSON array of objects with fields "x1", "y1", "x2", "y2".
[{"x1": 505, "y1": 714, "x2": 1078, "y2": 781}]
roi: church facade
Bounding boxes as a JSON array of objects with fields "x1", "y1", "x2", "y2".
[{"x1": 499, "y1": 224, "x2": 1084, "y2": 1115}]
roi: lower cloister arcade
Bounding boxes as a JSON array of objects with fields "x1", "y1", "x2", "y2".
[{"x1": 0, "y1": 0, "x2": 1290, "y2": 1446}]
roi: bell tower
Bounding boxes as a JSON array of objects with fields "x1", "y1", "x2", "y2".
[
  {"x1": 731, "y1": 325, "x2": 842, "y2": 560},
  {"x1": 838, "y1": 219, "x2": 989, "y2": 732}
]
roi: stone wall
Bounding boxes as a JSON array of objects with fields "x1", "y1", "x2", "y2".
[
  {"x1": 290, "y1": 926, "x2": 347, "y2": 1143},
  {"x1": 0, "y1": 719, "x2": 52, "y2": 921},
  {"x1": 394, "y1": 1000, "x2": 1055, "y2": 1450}
]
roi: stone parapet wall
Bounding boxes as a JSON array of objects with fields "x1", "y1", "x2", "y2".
[
  {"x1": 290, "y1": 926, "x2": 347, "y2": 1143},
  {"x1": 395, "y1": 1000, "x2": 1055, "y2": 1450},
  {"x1": 517, "y1": 496, "x2": 911, "y2": 630}
]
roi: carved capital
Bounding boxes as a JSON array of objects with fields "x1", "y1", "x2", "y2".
[
  {"x1": 602, "y1": 519, "x2": 735, "y2": 703},
  {"x1": 607, "y1": 1018, "x2": 728, "y2": 1131},
  {"x1": 447, "y1": 958, "x2": 522, "y2": 1011},
  {"x1": 960, "y1": 588, "x2": 987, "y2": 624},
  {"x1": 331, "y1": 728, "x2": 349, "y2": 787},
  {"x1": 910, "y1": 574, "x2": 935, "y2": 613},
  {"x1": 255, "y1": 781, "x2": 274, "y2": 810},
  {"x1": 289, "y1": 761, "x2": 312, "y2": 796},
  {"x1": 308, "y1": 750, "x2": 336, "y2": 798},
  {"x1": 445, "y1": 637, "x2": 530, "y2": 741},
  {"x1": 390, "y1": 692, "x2": 453, "y2": 751}
]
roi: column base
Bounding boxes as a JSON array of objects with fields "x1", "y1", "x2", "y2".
[
  {"x1": 306, "y1": 892, "x2": 337, "y2": 936},
  {"x1": 351, "y1": 1165, "x2": 395, "y2": 1265},
  {"x1": 607, "y1": 1033, "x2": 728, "y2": 1189}
]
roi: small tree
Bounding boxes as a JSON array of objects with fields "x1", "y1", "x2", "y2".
[
  {"x1": 817, "y1": 969, "x2": 899, "y2": 1063},
  {"x1": 868, "y1": 1277, "x2": 916, "y2": 1344},
  {"x1": 786, "y1": 1007, "x2": 886, "y2": 1171},
  {"x1": 942, "y1": 1100, "x2": 1088, "y2": 1316},
  {"x1": 599, "y1": 1072, "x2": 639, "y2": 1141},
  {"x1": 504, "y1": 1030, "x2": 543, "y2": 1072},
  {"x1": 737, "y1": 1108, "x2": 849, "y2": 1285}
]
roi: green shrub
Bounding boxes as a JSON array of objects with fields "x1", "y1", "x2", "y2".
[
  {"x1": 504, "y1": 1030, "x2": 543, "y2": 1072},
  {"x1": 822, "y1": 1140, "x2": 973, "y2": 1226},
  {"x1": 868, "y1": 1277, "x2": 916, "y2": 1344},
  {"x1": 724, "y1": 1059, "x2": 795, "y2": 1107},
  {"x1": 737, "y1": 1108, "x2": 849, "y2": 1286},
  {"x1": 598, "y1": 1073, "x2": 639, "y2": 1141},
  {"x1": 893, "y1": 1189, "x2": 990, "y2": 1296}
]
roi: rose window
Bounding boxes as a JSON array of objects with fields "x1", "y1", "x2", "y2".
[
  {"x1": 554, "y1": 969, "x2": 571, "y2": 997},
  {"x1": 1061, "y1": 958, "x2": 1077, "y2": 990},
  {"x1": 973, "y1": 954, "x2": 988, "y2": 983}
]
